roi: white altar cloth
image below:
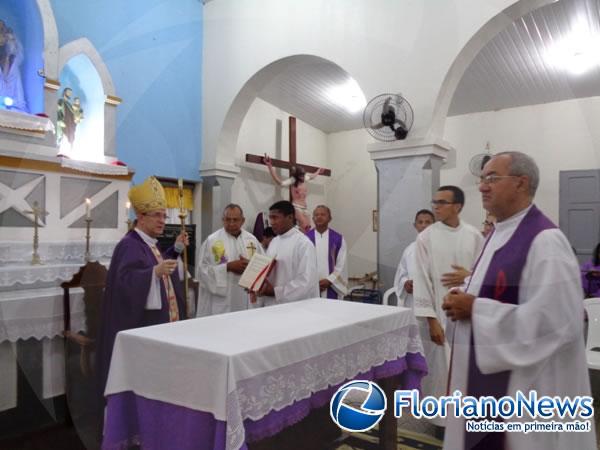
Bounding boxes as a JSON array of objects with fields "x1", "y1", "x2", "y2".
[
  {"x1": 0, "y1": 287, "x2": 84, "y2": 342},
  {"x1": 0, "y1": 264, "x2": 85, "y2": 289},
  {"x1": 105, "y1": 299, "x2": 423, "y2": 450},
  {"x1": 0, "y1": 286, "x2": 85, "y2": 411},
  {"x1": 0, "y1": 241, "x2": 117, "y2": 266}
]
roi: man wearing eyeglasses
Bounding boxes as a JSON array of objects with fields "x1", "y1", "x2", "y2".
[
  {"x1": 196, "y1": 204, "x2": 263, "y2": 316},
  {"x1": 97, "y1": 176, "x2": 189, "y2": 395},
  {"x1": 412, "y1": 185, "x2": 483, "y2": 430},
  {"x1": 441, "y1": 152, "x2": 593, "y2": 450}
]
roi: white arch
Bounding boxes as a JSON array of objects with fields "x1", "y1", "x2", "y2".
[
  {"x1": 58, "y1": 38, "x2": 120, "y2": 157},
  {"x1": 429, "y1": 0, "x2": 555, "y2": 138},
  {"x1": 58, "y1": 38, "x2": 117, "y2": 97},
  {"x1": 202, "y1": 54, "x2": 363, "y2": 177},
  {"x1": 36, "y1": 0, "x2": 59, "y2": 80}
]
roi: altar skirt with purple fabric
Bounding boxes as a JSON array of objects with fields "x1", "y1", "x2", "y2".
[
  {"x1": 101, "y1": 299, "x2": 426, "y2": 450},
  {"x1": 102, "y1": 353, "x2": 426, "y2": 450}
]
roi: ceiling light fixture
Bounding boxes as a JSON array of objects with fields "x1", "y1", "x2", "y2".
[
  {"x1": 325, "y1": 79, "x2": 367, "y2": 113},
  {"x1": 544, "y1": 21, "x2": 600, "y2": 75}
]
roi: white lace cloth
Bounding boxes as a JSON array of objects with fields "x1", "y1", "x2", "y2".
[
  {"x1": 105, "y1": 299, "x2": 424, "y2": 450},
  {"x1": 0, "y1": 109, "x2": 54, "y2": 133},
  {"x1": 60, "y1": 157, "x2": 128, "y2": 176},
  {"x1": 0, "y1": 287, "x2": 86, "y2": 412},
  {"x1": 0, "y1": 264, "x2": 85, "y2": 289},
  {"x1": 0, "y1": 241, "x2": 117, "y2": 265},
  {"x1": 0, "y1": 286, "x2": 85, "y2": 342}
]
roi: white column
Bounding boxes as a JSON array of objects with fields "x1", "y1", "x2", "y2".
[
  {"x1": 369, "y1": 138, "x2": 452, "y2": 294},
  {"x1": 199, "y1": 164, "x2": 240, "y2": 242}
]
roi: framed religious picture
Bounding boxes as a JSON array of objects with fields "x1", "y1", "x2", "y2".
[{"x1": 372, "y1": 209, "x2": 378, "y2": 232}]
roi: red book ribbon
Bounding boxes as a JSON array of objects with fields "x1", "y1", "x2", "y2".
[{"x1": 249, "y1": 261, "x2": 273, "y2": 292}]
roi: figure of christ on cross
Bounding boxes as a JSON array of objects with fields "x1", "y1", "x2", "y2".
[{"x1": 245, "y1": 116, "x2": 331, "y2": 233}]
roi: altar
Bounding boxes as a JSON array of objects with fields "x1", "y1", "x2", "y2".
[
  {"x1": 0, "y1": 1, "x2": 131, "y2": 423},
  {"x1": 0, "y1": 151, "x2": 132, "y2": 413},
  {"x1": 102, "y1": 299, "x2": 427, "y2": 450}
]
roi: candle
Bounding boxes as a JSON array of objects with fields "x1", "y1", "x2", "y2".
[
  {"x1": 85, "y1": 198, "x2": 91, "y2": 219},
  {"x1": 125, "y1": 201, "x2": 131, "y2": 218}
]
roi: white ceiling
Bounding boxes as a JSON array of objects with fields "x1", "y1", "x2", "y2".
[
  {"x1": 258, "y1": 59, "x2": 365, "y2": 133},
  {"x1": 449, "y1": 0, "x2": 600, "y2": 116},
  {"x1": 256, "y1": 0, "x2": 600, "y2": 132}
]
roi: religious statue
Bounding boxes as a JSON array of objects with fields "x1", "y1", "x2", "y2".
[
  {"x1": 0, "y1": 20, "x2": 26, "y2": 112},
  {"x1": 57, "y1": 87, "x2": 81, "y2": 149},
  {"x1": 263, "y1": 154, "x2": 323, "y2": 232},
  {"x1": 73, "y1": 96, "x2": 84, "y2": 125}
]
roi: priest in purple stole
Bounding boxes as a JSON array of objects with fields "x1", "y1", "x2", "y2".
[
  {"x1": 306, "y1": 205, "x2": 348, "y2": 299},
  {"x1": 96, "y1": 176, "x2": 188, "y2": 396},
  {"x1": 442, "y1": 152, "x2": 594, "y2": 450},
  {"x1": 581, "y1": 242, "x2": 600, "y2": 297}
]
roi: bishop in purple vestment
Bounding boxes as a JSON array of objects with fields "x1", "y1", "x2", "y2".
[{"x1": 96, "y1": 177, "x2": 188, "y2": 396}]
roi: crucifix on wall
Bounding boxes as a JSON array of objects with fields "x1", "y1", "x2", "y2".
[{"x1": 245, "y1": 116, "x2": 332, "y2": 232}]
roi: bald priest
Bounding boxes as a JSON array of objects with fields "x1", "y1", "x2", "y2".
[{"x1": 97, "y1": 176, "x2": 189, "y2": 394}]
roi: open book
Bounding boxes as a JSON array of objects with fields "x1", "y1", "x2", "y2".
[{"x1": 238, "y1": 253, "x2": 276, "y2": 292}]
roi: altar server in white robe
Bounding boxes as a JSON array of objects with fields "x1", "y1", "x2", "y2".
[
  {"x1": 196, "y1": 204, "x2": 263, "y2": 316},
  {"x1": 257, "y1": 200, "x2": 319, "y2": 306},
  {"x1": 393, "y1": 209, "x2": 435, "y2": 307},
  {"x1": 412, "y1": 186, "x2": 483, "y2": 427},
  {"x1": 307, "y1": 205, "x2": 348, "y2": 299},
  {"x1": 442, "y1": 152, "x2": 595, "y2": 450}
]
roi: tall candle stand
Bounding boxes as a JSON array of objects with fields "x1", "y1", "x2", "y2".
[
  {"x1": 178, "y1": 178, "x2": 190, "y2": 313},
  {"x1": 23, "y1": 201, "x2": 48, "y2": 265},
  {"x1": 84, "y1": 218, "x2": 92, "y2": 262},
  {"x1": 31, "y1": 221, "x2": 42, "y2": 265}
]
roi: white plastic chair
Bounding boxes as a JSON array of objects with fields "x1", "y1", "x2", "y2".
[
  {"x1": 382, "y1": 287, "x2": 397, "y2": 306},
  {"x1": 583, "y1": 298, "x2": 600, "y2": 370}
]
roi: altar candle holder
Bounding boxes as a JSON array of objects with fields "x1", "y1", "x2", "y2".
[{"x1": 84, "y1": 218, "x2": 92, "y2": 262}]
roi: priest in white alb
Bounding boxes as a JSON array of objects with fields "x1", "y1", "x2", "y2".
[
  {"x1": 442, "y1": 152, "x2": 595, "y2": 450},
  {"x1": 393, "y1": 209, "x2": 435, "y2": 308},
  {"x1": 196, "y1": 204, "x2": 263, "y2": 316},
  {"x1": 412, "y1": 186, "x2": 483, "y2": 428},
  {"x1": 256, "y1": 200, "x2": 319, "y2": 306},
  {"x1": 306, "y1": 205, "x2": 348, "y2": 299}
]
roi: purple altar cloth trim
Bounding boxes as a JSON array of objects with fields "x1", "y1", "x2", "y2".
[
  {"x1": 102, "y1": 352, "x2": 427, "y2": 450},
  {"x1": 244, "y1": 352, "x2": 427, "y2": 443}
]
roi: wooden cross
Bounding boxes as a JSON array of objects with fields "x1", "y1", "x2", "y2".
[{"x1": 245, "y1": 116, "x2": 332, "y2": 201}]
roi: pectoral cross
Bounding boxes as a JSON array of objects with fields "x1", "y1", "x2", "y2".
[
  {"x1": 22, "y1": 201, "x2": 49, "y2": 265},
  {"x1": 245, "y1": 117, "x2": 332, "y2": 200},
  {"x1": 246, "y1": 241, "x2": 257, "y2": 258}
]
